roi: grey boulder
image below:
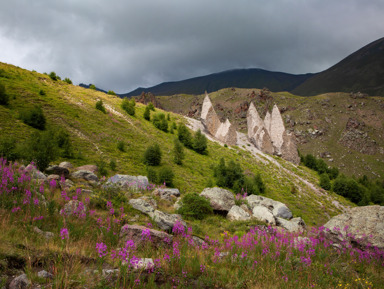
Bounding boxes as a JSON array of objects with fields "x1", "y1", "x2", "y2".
[
  {"x1": 70, "y1": 170, "x2": 99, "y2": 182},
  {"x1": 104, "y1": 174, "x2": 149, "y2": 191},
  {"x1": 252, "y1": 205, "x2": 276, "y2": 225},
  {"x1": 246, "y1": 195, "x2": 292, "y2": 219},
  {"x1": 200, "y1": 187, "x2": 235, "y2": 213},
  {"x1": 152, "y1": 188, "x2": 180, "y2": 201},
  {"x1": 152, "y1": 210, "x2": 186, "y2": 231},
  {"x1": 227, "y1": 205, "x2": 251, "y2": 221}
]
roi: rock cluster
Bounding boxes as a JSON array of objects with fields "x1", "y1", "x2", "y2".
[
  {"x1": 247, "y1": 102, "x2": 300, "y2": 164},
  {"x1": 200, "y1": 93, "x2": 237, "y2": 145}
]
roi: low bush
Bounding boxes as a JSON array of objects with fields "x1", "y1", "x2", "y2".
[
  {"x1": 0, "y1": 83, "x2": 8, "y2": 105},
  {"x1": 64, "y1": 77, "x2": 72, "y2": 84},
  {"x1": 107, "y1": 90, "x2": 116, "y2": 95},
  {"x1": 117, "y1": 141, "x2": 125, "y2": 152},
  {"x1": 143, "y1": 106, "x2": 151, "y2": 121},
  {"x1": 143, "y1": 144, "x2": 162, "y2": 166},
  {"x1": 20, "y1": 106, "x2": 46, "y2": 130},
  {"x1": 49, "y1": 71, "x2": 58, "y2": 81},
  {"x1": 96, "y1": 100, "x2": 106, "y2": 113},
  {"x1": 121, "y1": 98, "x2": 135, "y2": 116},
  {"x1": 178, "y1": 123, "x2": 192, "y2": 148},
  {"x1": 152, "y1": 113, "x2": 168, "y2": 132},
  {"x1": 177, "y1": 193, "x2": 213, "y2": 220},
  {"x1": 158, "y1": 166, "x2": 175, "y2": 187}
]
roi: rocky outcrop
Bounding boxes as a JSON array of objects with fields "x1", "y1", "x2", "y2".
[
  {"x1": 70, "y1": 170, "x2": 99, "y2": 183},
  {"x1": 25, "y1": 164, "x2": 47, "y2": 181},
  {"x1": 200, "y1": 187, "x2": 235, "y2": 214},
  {"x1": 323, "y1": 206, "x2": 384, "y2": 250},
  {"x1": 276, "y1": 217, "x2": 306, "y2": 233},
  {"x1": 75, "y1": 165, "x2": 98, "y2": 173},
  {"x1": 246, "y1": 195, "x2": 292, "y2": 219},
  {"x1": 120, "y1": 224, "x2": 172, "y2": 248},
  {"x1": 60, "y1": 200, "x2": 87, "y2": 217},
  {"x1": 59, "y1": 161, "x2": 74, "y2": 169},
  {"x1": 104, "y1": 174, "x2": 149, "y2": 191},
  {"x1": 227, "y1": 205, "x2": 251, "y2": 221},
  {"x1": 46, "y1": 165, "x2": 69, "y2": 178},
  {"x1": 152, "y1": 210, "x2": 186, "y2": 231},
  {"x1": 252, "y1": 205, "x2": 276, "y2": 225},
  {"x1": 9, "y1": 274, "x2": 31, "y2": 289},
  {"x1": 129, "y1": 197, "x2": 157, "y2": 217},
  {"x1": 247, "y1": 102, "x2": 300, "y2": 164},
  {"x1": 201, "y1": 94, "x2": 237, "y2": 145},
  {"x1": 152, "y1": 188, "x2": 180, "y2": 201}
]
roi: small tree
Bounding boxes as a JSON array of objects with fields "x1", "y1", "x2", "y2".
[
  {"x1": 107, "y1": 90, "x2": 116, "y2": 95},
  {"x1": 96, "y1": 100, "x2": 106, "y2": 113},
  {"x1": 89, "y1": 84, "x2": 96, "y2": 90},
  {"x1": 20, "y1": 106, "x2": 46, "y2": 130},
  {"x1": 143, "y1": 144, "x2": 162, "y2": 166},
  {"x1": 193, "y1": 129, "x2": 207, "y2": 154},
  {"x1": 64, "y1": 77, "x2": 72, "y2": 84},
  {"x1": 143, "y1": 106, "x2": 151, "y2": 121},
  {"x1": 177, "y1": 193, "x2": 213, "y2": 220},
  {"x1": 173, "y1": 138, "x2": 185, "y2": 165},
  {"x1": 178, "y1": 123, "x2": 192, "y2": 148},
  {"x1": 158, "y1": 166, "x2": 175, "y2": 187},
  {"x1": 147, "y1": 102, "x2": 155, "y2": 111},
  {"x1": 319, "y1": 173, "x2": 331, "y2": 190},
  {"x1": 152, "y1": 113, "x2": 168, "y2": 132},
  {"x1": 49, "y1": 72, "x2": 58, "y2": 81},
  {"x1": 121, "y1": 98, "x2": 135, "y2": 116},
  {"x1": 0, "y1": 83, "x2": 8, "y2": 105},
  {"x1": 117, "y1": 141, "x2": 125, "y2": 152}
]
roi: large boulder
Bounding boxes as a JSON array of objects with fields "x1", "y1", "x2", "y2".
[
  {"x1": 75, "y1": 165, "x2": 98, "y2": 173},
  {"x1": 152, "y1": 188, "x2": 180, "y2": 201},
  {"x1": 59, "y1": 161, "x2": 74, "y2": 169},
  {"x1": 33, "y1": 226, "x2": 54, "y2": 240},
  {"x1": 9, "y1": 274, "x2": 31, "y2": 289},
  {"x1": 152, "y1": 210, "x2": 186, "y2": 231},
  {"x1": 280, "y1": 132, "x2": 300, "y2": 165},
  {"x1": 104, "y1": 174, "x2": 149, "y2": 191},
  {"x1": 120, "y1": 224, "x2": 173, "y2": 248},
  {"x1": 60, "y1": 200, "x2": 87, "y2": 217},
  {"x1": 246, "y1": 195, "x2": 292, "y2": 220},
  {"x1": 323, "y1": 206, "x2": 384, "y2": 250},
  {"x1": 227, "y1": 205, "x2": 251, "y2": 221},
  {"x1": 200, "y1": 187, "x2": 235, "y2": 214},
  {"x1": 70, "y1": 170, "x2": 99, "y2": 183},
  {"x1": 25, "y1": 164, "x2": 47, "y2": 181},
  {"x1": 45, "y1": 165, "x2": 69, "y2": 178},
  {"x1": 276, "y1": 217, "x2": 306, "y2": 233},
  {"x1": 129, "y1": 197, "x2": 157, "y2": 217},
  {"x1": 252, "y1": 205, "x2": 276, "y2": 225}
]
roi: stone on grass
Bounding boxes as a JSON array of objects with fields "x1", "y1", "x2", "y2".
[
  {"x1": 120, "y1": 224, "x2": 172, "y2": 248},
  {"x1": 104, "y1": 174, "x2": 149, "y2": 191},
  {"x1": 9, "y1": 274, "x2": 31, "y2": 289},
  {"x1": 152, "y1": 188, "x2": 180, "y2": 201},
  {"x1": 59, "y1": 161, "x2": 74, "y2": 169},
  {"x1": 70, "y1": 170, "x2": 99, "y2": 183},
  {"x1": 152, "y1": 210, "x2": 186, "y2": 231},
  {"x1": 276, "y1": 217, "x2": 305, "y2": 233},
  {"x1": 227, "y1": 205, "x2": 251, "y2": 221},
  {"x1": 129, "y1": 197, "x2": 157, "y2": 217},
  {"x1": 45, "y1": 165, "x2": 69, "y2": 178},
  {"x1": 60, "y1": 200, "x2": 87, "y2": 217},
  {"x1": 38, "y1": 270, "x2": 53, "y2": 279},
  {"x1": 75, "y1": 165, "x2": 98, "y2": 173},
  {"x1": 252, "y1": 205, "x2": 276, "y2": 225},
  {"x1": 33, "y1": 226, "x2": 54, "y2": 240},
  {"x1": 200, "y1": 187, "x2": 235, "y2": 213},
  {"x1": 246, "y1": 195, "x2": 292, "y2": 219}
]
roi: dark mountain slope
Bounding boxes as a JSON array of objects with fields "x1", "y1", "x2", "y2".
[
  {"x1": 293, "y1": 37, "x2": 384, "y2": 96},
  {"x1": 122, "y1": 69, "x2": 314, "y2": 97}
]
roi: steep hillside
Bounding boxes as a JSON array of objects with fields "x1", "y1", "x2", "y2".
[
  {"x1": 156, "y1": 88, "x2": 384, "y2": 180},
  {"x1": 293, "y1": 37, "x2": 384, "y2": 96},
  {"x1": 123, "y1": 69, "x2": 314, "y2": 97},
  {"x1": 0, "y1": 62, "x2": 352, "y2": 227}
]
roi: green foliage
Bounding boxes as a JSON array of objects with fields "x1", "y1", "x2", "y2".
[
  {"x1": 117, "y1": 141, "x2": 125, "y2": 152},
  {"x1": 110, "y1": 159, "x2": 117, "y2": 171},
  {"x1": 178, "y1": 193, "x2": 213, "y2": 220},
  {"x1": 64, "y1": 77, "x2": 72, "y2": 84},
  {"x1": 39, "y1": 89, "x2": 46, "y2": 96},
  {"x1": 152, "y1": 113, "x2": 168, "y2": 132},
  {"x1": 107, "y1": 90, "x2": 116, "y2": 95},
  {"x1": 328, "y1": 167, "x2": 339, "y2": 180},
  {"x1": 333, "y1": 175, "x2": 364, "y2": 204},
  {"x1": 0, "y1": 136, "x2": 19, "y2": 161},
  {"x1": 173, "y1": 138, "x2": 185, "y2": 165},
  {"x1": 319, "y1": 173, "x2": 331, "y2": 190},
  {"x1": 143, "y1": 106, "x2": 151, "y2": 121},
  {"x1": 158, "y1": 166, "x2": 175, "y2": 187},
  {"x1": 167, "y1": 113, "x2": 170, "y2": 121},
  {"x1": 303, "y1": 154, "x2": 317, "y2": 170},
  {"x1": 0, "y1": 83, "x2": 8, "y2": 105},
  {"x1": 22, "y1": 130, "x2": 58, "y2": 171},
  {"x1": 146, "y1": 167, "x2": 157, "y2": 183},
  {"x1": 121, "y1": 98, "x2": 135, "y2": 116},
  {"x1": 20, "y1": 106, "x2": 46, "y2": 130},
  {"x1": 213, "y1": 158, "x2": 265, "y2": 195},
  {"x1": 193, "y1": 129, "x2": 208, "y2": 154},
  {"x1": 96, "y1": 100, "x2": 107, "y2": 113},
  {"x1": 55, "y1": 128, "x2": 73, "y2": 158},
  {"x1": 97, "y1": 159, "x2": 108, "y2": 177},
  {"x1": 147, "y1": 102, "x2": 155, "y2": 111},
  {"x1": 178, "y1": 123, "x2": 192, "y2": 148},
  {"x1": 49, "y1": 71, "x2": 58, "y2": 81},
  {"x1": 89, "y1": 84, "x2": 96, "y2": 90},
  {"x1": 143, "y1": 143, "x2": 162, "y2": 166}
]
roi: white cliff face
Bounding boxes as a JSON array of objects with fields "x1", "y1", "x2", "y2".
[
  {"x1": 264, "y1": 111, "x2": 271, "y2": 135},
  {"x1": 247, "y1": 102, "x2": 264, "y2": 139},
  {"x1": 201, "y1": 94, "x2": 212, "y2": 120},
  {"x1": 269, "y1": 104, "x2": 285, "y2": 154}
]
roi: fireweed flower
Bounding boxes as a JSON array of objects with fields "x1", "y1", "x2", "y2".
[
  {"x1": 11, "y1": 207, "x2": 21, "y2": 213},
  {"x1": 141, "y1": 228, "x2": 151, "y2": 241},
  {"x1": 172, "y1": 220, "x2": 185, "y2": 235},
  {"x1": 163, "y1": 253, "x2": 170, "y2": 262},
  {"x1": 96, "y1": 242, "x2": 108, "y2": 258},
  {"x1": 33, "y1": 198, "x2": 39, "y2": 206},
  {"x1": 60, "y1": 228, "x2": 69, "y2": 240},
  {"x1": 49, "y1": 179, "x2": 57, "y2": 189}
]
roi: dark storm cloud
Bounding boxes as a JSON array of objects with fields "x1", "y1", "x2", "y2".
[{"x1": 0, "y1": 0, "x2": 383, "y2": 92}]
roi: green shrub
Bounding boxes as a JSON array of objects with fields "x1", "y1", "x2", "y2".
[
  {"x1": 333, "y1": 175, "x2": 364, "y2": 204},
  {"x1": 193, "y1": 129, "x2": 208, "y2": 154},
  {"x1": 117, "y1": 141, "x2": 125, "y2": 152},
  {"x1": 55, "y1": 129, "x2": 73, "y2": 158},
  {"x1": 146, "y1": 167, "x2": 158, "y2": 183},
  {"x1": 178, "y1": 123, "x2": 192, "y2": 148},
  {"x1": 143, "y1": 144, "x2": 162, "y2": 166},
  {"x1": 158, "y1": 166, "x2": 175, "y2": 187},
  {"x1": 0, "y1": 136, "x2": 19, "y2": 161},
  {"x1": 97, "y1": 159, "x2": 108, "y2": 177},
  {"x1": 39, "y1": 89, "x2": 46, "y2": 96},
  {"x1": 49, "y1": 71, "x2": 58, "y2": 81},
  {"x1": 328, "y1": 167, "x2": 339, "y2": 180},
  {"x1": 143, "y1": 106, "x2": 151, "y2": 121},
  {"x1": 173, "y1": 138, "x2": 185, "y2": 165},
  {"x1": 319, "y1": 173, "x2": 331, "y2": 190},
  {"x1": 89, "y1": 84, "x2": 96, "y2": 90},
  {"x1": 20, "y1": 106, "x2": 46, "y2": 130},
  {"x1": 96, "y1": 100, "x2": 106, "y2": 113},
  {"x1": 121, "y1": 98, "x2": 135, "y2": 116},
  {"x1": 110, "y1": 159, "x2": 117, "y2": 171},
  {"x1": 64, "y1": 77, "x2": 72, "y2": 84},
  {"x1": 107, "y1": 90, "x2": 116, "y2": 95},
  {"x1": 147, "y1": 102, "x2": 155, "y2": 111},
  {"x1": 0, "y1": 83, "x2": 8, "y2": 105},
  {"x1": 152, "y1": 113, "x2": 168, "y2": 132},
  {"x1": 177, "y1": 193, "x2": 213, "y2": 220},
  {"x1": 22, "y1": 130, "x2": 58, "y2": 171}
]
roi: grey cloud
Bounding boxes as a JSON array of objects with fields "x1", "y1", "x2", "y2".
[{"x1": 0, "y1": 0, "x2": 383, "y2": 93}]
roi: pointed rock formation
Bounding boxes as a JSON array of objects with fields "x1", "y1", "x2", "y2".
[
  {"x1": 200, "y1": 94, "x2": 237, "y2": 145},
  {"x1": 246, "y1": 102, "x2": 299, "y2": 165}
]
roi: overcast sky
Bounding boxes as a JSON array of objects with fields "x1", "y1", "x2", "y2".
[{"x1": 0, "y1": 0, "x2": 383, "y2": 93}]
